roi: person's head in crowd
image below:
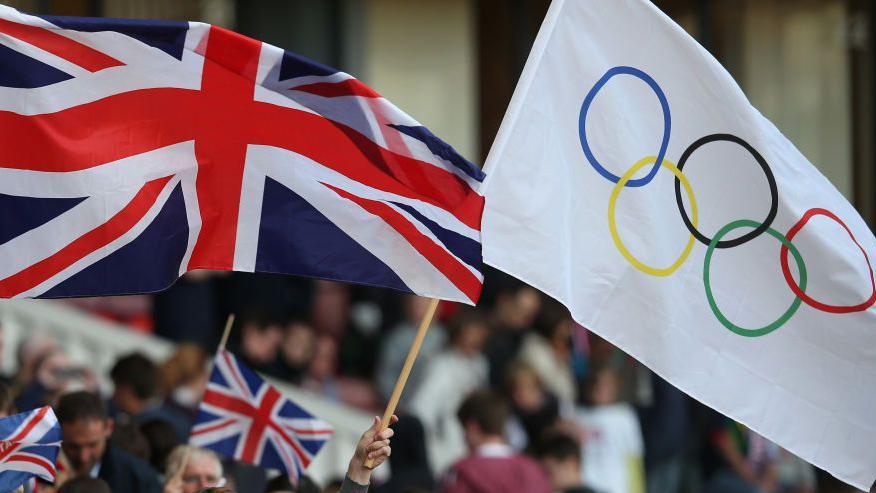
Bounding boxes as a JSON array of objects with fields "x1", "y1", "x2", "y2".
[
  {"x1": 310, "y1": 280, "x2": 350, "y2": 338},
  {"x1": 457, "y1": 389, "x2": 510, "y2": 451},
  {"x1": 110, "y1": 422, "x2": 150, "y2": 462},
  {"x1": 57, "y1": 476, "x2": 112, "y2": 493},
  {"x1": 160, "y1": 343, "x2": 209, "y2": 410},
  {"x1": 15, "y1": 332, "x2": 58, "y2": 384},
  {"x1": 165, "y1": 445, "x2": 224, "y2": 493},
  {"x1": 263, "y1": 473, "x2": 320, "y2": 493},
  {"x1": 585, "y1": 366, "x2": 620, "y2": 406},
  {"x1": 307, "y1": 335, "x2": 338, "y2": 382},
  {"x1": 28, "y1": 350, "x2": 96, "y2": 407},
  {"x1": 0, "y1": 381, "x2": 16, "y2": 417},
  {"x1": 506, "y1": 362, "x2": 546, "y2": 413},
  {"x1": 448, "y1": 309, "x2": 490, "y2": 356},
  {"x1": 239, "y1": 310, "x2": 284, "y2": 367},
  {"x1": 536, "y1": 301, "x2": 574, "y2": 353},
  {"x1": 110, "y1": 352, "x2": 159, "y2": 416},
  {"x1": 280, "y1": 320, "x2": 316, "y2": 377},
  {"x1": 56, "y1": 391, "x2": 114, "y2": 476},
  {"x1": 532, "y1": 430, "x2": 586, "y2": 492},
  {"x1": 493, "y1": 284, "x2": 542, "y2": 331},
  {"x1": 140, "y1": 419, "x2": 182, "y2": 474}
]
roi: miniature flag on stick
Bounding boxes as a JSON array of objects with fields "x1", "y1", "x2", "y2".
[{"x1": 190, "y1": 349, "x2": 333, "y2": 483}]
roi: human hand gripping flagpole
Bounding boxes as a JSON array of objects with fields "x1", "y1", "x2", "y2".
[{"x1": 363, "y1": 297, "x2": 440, "y2": 469}]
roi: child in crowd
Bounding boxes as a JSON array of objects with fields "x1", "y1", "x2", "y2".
[{"x1": 576, "y1": 366, "x2": 645, "y2": 493}]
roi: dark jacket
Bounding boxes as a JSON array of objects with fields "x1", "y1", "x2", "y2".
[{"x1": 98, "y1": 443, "x2": 161, "y2": 493}]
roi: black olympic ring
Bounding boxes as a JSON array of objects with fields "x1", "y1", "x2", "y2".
[{"x1": 674, "y1": 133, "x2": 779, "y2": 248}]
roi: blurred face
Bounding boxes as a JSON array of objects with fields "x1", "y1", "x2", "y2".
[
  {"x1": 61, "y1": 418, "x2": 112, "y2": 475},
  {"x1": 510, "y1": 371, "x2": 542, "y2": 410},
  {"x1": 282, "y1": 323, "x2": 315, "y2": 368},
  {"x1": 308, "y1": 337, "x2": 337, "y2": 380},
  {"x1": 590, "y1": 371, "x2": 619, "y2": 406},
  {"x1": 241, "y1": 324, "x2": 282, "y2": 364},
  {"x1": 457, "y1": 322, "x2": 488, "y2": 356},
  {"x1": 181, "y1": 455, "x2": 224, "y2": 493}
]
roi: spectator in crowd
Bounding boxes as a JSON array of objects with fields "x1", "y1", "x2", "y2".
[
  {"x1": 409, "y1": 309, "x2": 490, "y2": 473},
  {"x1": 111, "y1": 421, "x2": 151, "y2": 462},
  {"x1": 484, "y1": 284, "x2": 541, "y2": 389},
  {"x1": 576, "y1": 366, "x2": 645, "y2": 493},
  {"x1": 303, "y1": 335, "x2": 379, "y2": 411},
  {"x1": 57, "y1": 476, "x2": 112, "y2": 493},
  {"x1": 140, "y1": 419, "x2": 183, "y2": 479},
  {"x1": 159, "y1": 344, "x2": 210, "y2": 421},
  {"x1": 704, "y1": 418, "x2": 780, "y2": 493},
  {"x1": 16, "y1": 349, "x2": 97, "y2": 411},
  {"x1": 110, "y1": 352, "x2": 191, "y2": 440},
  {"x1": 375, "y1": 296, "x2": 447, "y2": 402},
  {"x1": 518, "y1": 301, "x2": 577, "y2": 411},
  {"x1": 442, "y1": 390, "x2": 551, "y2": 493},
  {"x1": 310, "y1": 280, "x2": 350, "y2": 340},
  {"x1": 56, "y1": 391, "x2": 161, "y2": 493},
  {"x1": 273, "y1": 319, "x2": 316, "y2": 384},
  {"x1": 164, "y1": 445, "x2": 225, "y2": 493},
  {"x1": 504, "y1": 362, "x2": 560, "y2": 451},
  {"x1": 373, "y1": 415, "x2": 434, "y2": 493},
  {"x1": 236, "y1": 311, "x2": 284, "y2": 375},
  {"x1": 533, "y1": 430, "x2": 600, "y2": 493}
]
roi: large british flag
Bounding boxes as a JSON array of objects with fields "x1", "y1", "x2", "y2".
[
  {"x1": 0, "y1": 406, "x2": 61, "y2": 491},
  {"x1": 0, "y1": 8, "x2": 486, "y2": 303},
  {"x1": 190, "y1": 350, "x2": 334, "y2": 482}
]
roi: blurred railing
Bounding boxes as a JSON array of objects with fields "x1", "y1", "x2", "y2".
[{"x1": 0, "y1": 299, "x2": 378, "y2": 485}]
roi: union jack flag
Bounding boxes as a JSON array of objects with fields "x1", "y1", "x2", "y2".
[
  {"x1": 0, "y1": 406, "x2": 61, "y2": 491},
  {"x1": 0, "y1": 7, "x2": 485, "y2": 303},
  {"x1": 190, "y1": 350, "x2": 333, "y2": 482}
]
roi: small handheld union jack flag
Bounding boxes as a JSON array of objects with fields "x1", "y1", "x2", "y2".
[
  {"x1": 190, "y1": 350, "x2": 333, "y2": 482},
  {"x1": 0, "y1": 406, "x2": 61, "y2": 491}
]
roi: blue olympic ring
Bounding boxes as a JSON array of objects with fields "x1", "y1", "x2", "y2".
[{"x1": 578, "y1": 66, "x2": 672, "y2": 187}]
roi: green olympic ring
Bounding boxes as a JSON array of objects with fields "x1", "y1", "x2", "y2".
[{"x1": 703, "y1": 219, "x2": 808, "y2": 337}]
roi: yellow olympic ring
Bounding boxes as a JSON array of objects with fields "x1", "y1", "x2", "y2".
[{"x1": 608, "y1": 156, "x2": 699, "y2": 277}]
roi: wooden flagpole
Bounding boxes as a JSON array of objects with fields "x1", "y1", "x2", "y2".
[
  {"x1": 218, "y1": 313, "x2": 236, "y2": 352},
  {"x1": 363, "y1": 297, "x2": 440, "y2": 469}
]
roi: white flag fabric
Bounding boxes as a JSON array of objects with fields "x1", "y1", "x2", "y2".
[{"x1": 481, "y1": 0, "x2": 876, "y2": 489}]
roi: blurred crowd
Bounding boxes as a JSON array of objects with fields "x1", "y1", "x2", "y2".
[{"x1": 2, "y1": 269, "x2": 868, "y2": 493}]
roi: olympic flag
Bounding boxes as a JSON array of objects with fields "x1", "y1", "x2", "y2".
[{"x1": 481, "y1": 0, "x2": 876, "y2": 489}]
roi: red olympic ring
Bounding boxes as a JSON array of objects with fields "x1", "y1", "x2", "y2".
[{"x1": 780, "y1": 208, "x2": 876, "y2": 313}]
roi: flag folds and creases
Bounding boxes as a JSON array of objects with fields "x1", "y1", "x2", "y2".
[
  {"x1": 0, "y1": 406, "x2": 62, "y2": 491},
  {"x1": 0, "y1": 7, "x2": 485, "y2": 304},
  {"x1": 482, "y1": 0, "x2": 876, "y2": 488},
  {"x1": 190, "y1": 349, "x2": 333, "y2": 483}
]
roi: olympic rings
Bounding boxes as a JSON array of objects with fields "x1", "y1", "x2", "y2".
[
  {"x1": 674, "y1": 134, "x2": 778, "y2": 248},
  {"x1": 579, "y1": 66, "x2": 671, "y2": 187},
  {"x1": 579, "y1": 64, "x2": 874, "y2": 337},
  {"x1": 780, "y1": 208, "x2": 876, "y2": 313},
  {"x1": 704, "y1": 220, "x2": 808, "y2": 337},
  {"x1": 608, "y1": 156, "x2": 698, "y2": 277}
]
